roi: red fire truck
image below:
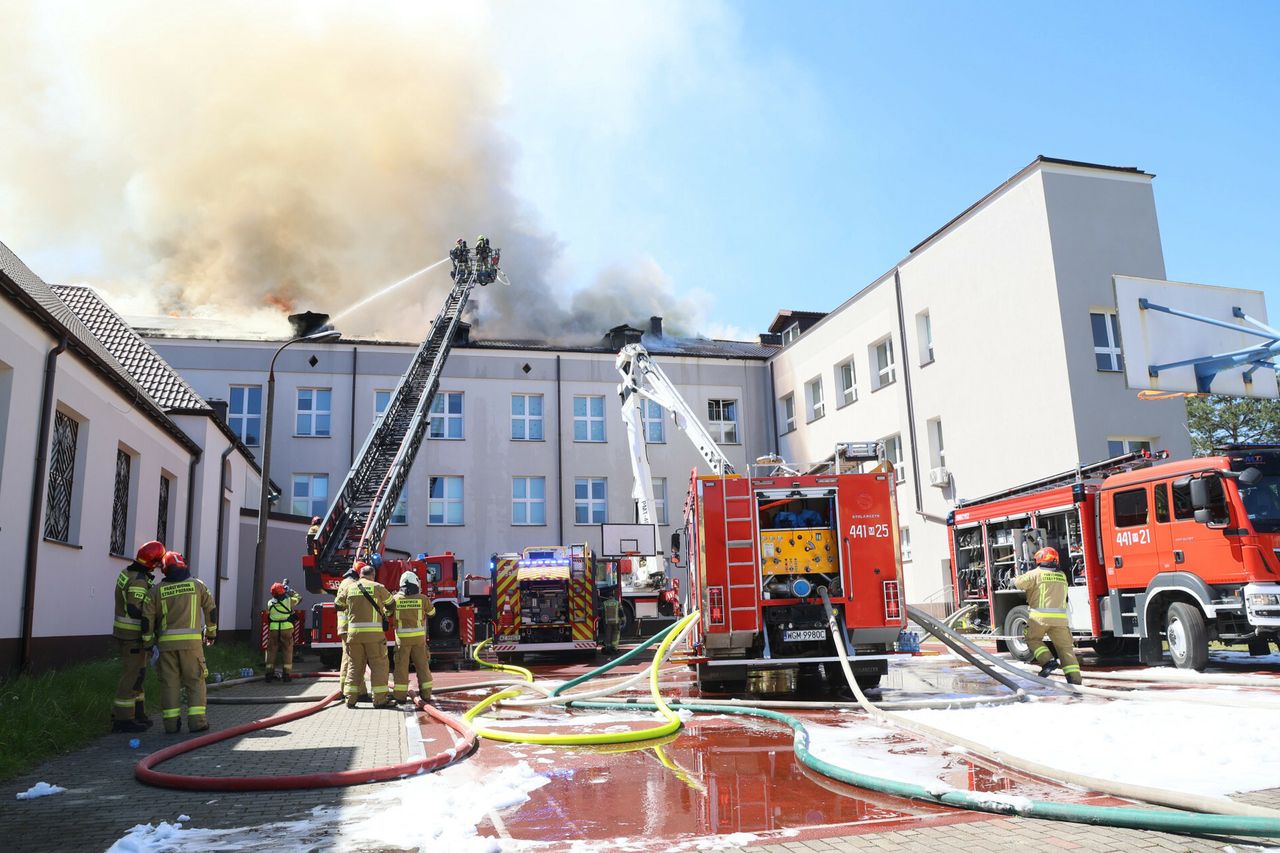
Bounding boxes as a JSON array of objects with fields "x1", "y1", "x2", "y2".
[
  {"x1": 948, "y1": 445, "x2": 1280, "y2": 671},
  {"x1": 677, "y1": 442, "x2": 907, "y2": 692}
]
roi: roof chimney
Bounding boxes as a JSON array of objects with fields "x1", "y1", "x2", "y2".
[
  {"x1": 208, "y1": 398, "x2": 229, "y2": 424},
  {"x1": 452, "y1": 321, "x2": 471, "y2": 346},
  {"x1": 649, "y1": 316, "x2": 663, "y2": 337},
  {"x1": 606, "y1": 324, "x2": 645, "y2": 351}
]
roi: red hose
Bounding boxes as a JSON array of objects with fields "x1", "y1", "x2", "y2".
[{"x1": 135, "y1": 676, "x2": 475, "y2": 791}]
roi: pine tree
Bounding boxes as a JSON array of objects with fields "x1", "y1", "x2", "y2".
[{"x1": 1184, "y1": 396, "x2": 1280, "y2": 456}]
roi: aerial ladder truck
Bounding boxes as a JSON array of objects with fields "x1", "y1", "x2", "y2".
[{"x1": 303, "y1": 242, "x2": 502, "y2": 667}]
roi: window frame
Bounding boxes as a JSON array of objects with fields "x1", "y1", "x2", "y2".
[
  {"x1": 290, "y1": 473, "x2": 330, "y2": 519},
  {"x1": 707, "y1": 399, "x2": 740, "y2": 444},
  {"x1": 511, "y1": 393, "x2": 546, "y2": 442},
  {"x1": 389, "y1": 495, "x2": 408, "y2": 526},
  {"x1": 780, "y1": 393, "x2": 796, "y2": 434},
  {"x1": 917, "y1": 310, "x2": 934, "y2": 366},
  {"x1": 427, "y1": 475, "x2": 465, "y2": 525},
  {"x1": 512, "y1": 476, "x2": 548, "y2": 526},
  {"x1": 1108, "y1": 437, "x2": 1154, "y2": 458},
  {"x1": 835, "y1": 358, "x2": 857, "y2": 408},
  {"x1": 652, "y1": 477, "x2": 668, "y2": 525},
  {"x1": 574, "y1": 477, "x2": 608, "y2": 525},
  {"x1": 1091, "y1": 310, "x2": 1125, "y2": 373},
  {"x1": 374, "y1": 389, "x2": 393, "y2": 421},
  {"x1": 805, "y1": 377, "x2": 825, "y2": 423},
  {"x1": 781, "y1": 323, "x2": 800, "y2": 345},
  {"x1": 295, "y1": 387, "x2": 332, "y2": 437},
  {"x1": 871, "y1": 337, "x2": 897, "y2": 390},
  {"x1": 1113, "y1": 487, "x2": 1149, "y2": 528},
  {"x1": 228, "y1": 384, "x2": 263, "y2": 447},
  {"x1": 109, "y1": 446, "x2": 134, "y2": 557},
  {"x1": 901, "y1": 526, "x2": 912, "y2": 562},
  {"x1": 882, "y1": 433, "x2": 906, "y2": 484},
  {"x1": 573, "y1": 395, "x2": 607, "y2": 443},
  {"x1": 642, "y1": 399, "x2": 666, "y2": 444},
  {"x1": 43, "y1": 409, "x2": 83, "y2": 544},
  {"x1": 429, "y1": 391, "x2": 465, "y2": 440}
]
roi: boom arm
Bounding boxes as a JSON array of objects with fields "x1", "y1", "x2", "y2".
[{"x1": 305, "y1": 245, "x2": 501, "y2": 592}]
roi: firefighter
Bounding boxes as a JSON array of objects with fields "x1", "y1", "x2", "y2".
[
  {"x1": 265, "y1": 580, "x2": 301, "y2": 682},
  {"x1": 306, "y1": 517, "x2": 321, "y2": 556},
  {"x1": 335, "y1": 563, "x2": 395, "y2": 708},
  {"x1": 335, "y1": 564, "x2": 362, "y2": 698},
  {"x1": 141, "y1": 552, "x2": 217, "y2": 733},
  {"x1": 474, "y1": 235, "x2": 490, "y2": 262},
  {"x1": 111, "y1": 540, "x2": 166, "y2": 732},
  {"x1": 389, "y1": 570, "x2": 435, "y2": 704},
  {"x1": 600, "y1": 585, "x2": 622, "y2": 657},
  {"x1": 1015, "y1": 547, "x2": 1083, "y2": 685}
]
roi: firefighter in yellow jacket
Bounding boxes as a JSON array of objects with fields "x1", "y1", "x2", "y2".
[
  {"x1": 142, "y1": 551, "x2": 217, "y2": 733},
  {"x1": 1015, "y1": 547, "x2": 1082, "y2": 685},
  {"x1": 111, "y1": 540, "x2": 166, "y2": 732},
  {"x1": 335, "y1": 563, "x2": 394, "y2": 708},
  {"x1": 265, "y1": 580, "x2": 302, "y2": 682},
  {"x1": 335, "y1": 564, "x2": 362, "y2": 697},
  {"x1": 389, "y1": 570, "x2": 435, "y2": 704}
]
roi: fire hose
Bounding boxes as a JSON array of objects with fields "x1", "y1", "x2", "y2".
[{"x1": 135, "y1": 672, "x2": 476, "y2": 791}]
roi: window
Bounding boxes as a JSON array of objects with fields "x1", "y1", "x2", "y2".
[
  {"x1": 1171, "y1": 477, "x2": 1229, "y2": 525},
  {"x1": 43, "y1": 410, "x2": 80, "y2": 542},
  {"x1": 652, "y1": 478, "x2": 668, "y2": 525},
  {"x1": 157, "y1": 474, "x2": 172, "y2": 542},
  {"x1": 917, "y1": 311, "x2": 934, "y2": 365},
  {"x1": 901, "y1": 526, "x2": 912, "y2": 562},
  {"x1": 429, "y1": 392, "x2": 464, "y2": 440},
  {"x1": 806, "y1": 377, "x2": 825, "y2": 422},
  {"x1": 1113, "y1": 488, "x2": 1148, "y2": 528},
  {"x1": 512, "y1": 477, "x2": 547, "y2": 525},
  {"x1": 291, "y1": 474, "x2": 329, "y2": 518},
  {"x1": 374, "y1": 389, "x2": 392, "y2": 419},
  {"x1": 781, "y1": 394, "x2": 796, "y2": 433},
  {"x1": 643, "y1": 399, "x2": 665, "y2": 443},
  {"x1": 882, "y1": 434, "x2": 905, "y2": 484},
  {"x1": 574, "y1": 477, "x2": 607, "y2": 524},
  {"x1": 389, "y1": 495, "x2": 408, "y2": 526},
  {"x1": 228, "y1": 385, "x2": 262, "y2": 446},
  {"x1": 781, "y1": 323, "x2": 800, "y2": 345},
  {"x1": 872, "y1": 337, "x2": 896, "y2": 389},
  {"x1": 573, "y1": 395, "x2": 606, "y2": 442},
  {"x1": 928, "y1": 418, "x2": 946, "y2": 468},
  {"x1": 428, "y1": 476, "x2": 464, "y2": 525},
  {"x1": 707, "y1": 399, "x2": 739, "y2": 444},
  {"x1": 1107, "y1": 437, "x2": 1153, "y2": 458},
  {"x1": 110, "y1": 448, "x2": 133, "y2": 555},
  {"x1": 511, "y1": 394, "x2": 545, "y2": 441},
  {"x1": 835, "y1": 359, "x2": 857, "y2": 407},
  {"x1": 296, "y1": 388, "x2": 332, "y2": 437},
  {"x1": 1091, "y1": 311, "x2": 1124, "y2": 372},
  {"x1": 1155, "y1": 482, "x2": 1169, "y2": 523}
]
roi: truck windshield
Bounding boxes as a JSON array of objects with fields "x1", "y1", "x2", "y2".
[{"x1": 1238, "y1": 477, "x2": 1280, "y2": 533}]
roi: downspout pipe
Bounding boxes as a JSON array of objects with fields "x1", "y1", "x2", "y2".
[
  {"x1": 213, "y1": 443, "x2": 235, "y2": 617},
  {"x1": 892, "y1": 269, "x2": 924, "y2": 515},
  {"x1": 184, "y1": 455, "x2": 198, "y2": 557},
  {"x1": 556, "y1": 355, "x2": 564, "y2": 545},
  {"x1": 20, "y1": 336, "x2": 67, "y2": 671}
]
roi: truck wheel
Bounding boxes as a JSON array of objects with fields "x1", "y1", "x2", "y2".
[
  {"x1": 1165, "y1": 602, "x2": 1208, "y2": 671},
  {"x1": 430, "y1": 604, "x2": 459, "y2": 641},
  {"x1": 1003, "y1": 606, "x2": 1033, "y2": 662},
  {"x1": 620, "y1": 601, "x2": 635, "y2": 638}
]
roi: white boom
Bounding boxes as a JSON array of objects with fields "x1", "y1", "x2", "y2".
[{"x1": 615, "y1": 344, "x2": 735, "y2": 589}]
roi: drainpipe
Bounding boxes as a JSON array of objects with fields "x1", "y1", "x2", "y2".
[
  {"x1": 184, "y1": 455, "x2": 197, "y2": 557},
  {"x1": 20, "y1": 336, "x2": 67, "y2": 671},
  {"x1": 767, "y1": 359, "x2": 780, "y2": 455},
  {"x1": 213, "y1": 443, "x2": 235, "y2": 616},
  {"x1": 893, "y1": 269, "x2": 924, "y2": 514},
  {"x1": 556, "y1": 355, "x2": 564, "y2": 544},
  {"x1": 349, "y1": 346, "x2": 358, "y2": 466}
]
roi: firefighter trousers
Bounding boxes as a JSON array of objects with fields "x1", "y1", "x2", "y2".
[
  {"x1": 393, "y1": 639, "x2": 431, "y2": 701},
  {"x1": 265, "y1": 628, "x2": 294, "y2": 673},
  {"x1": 158, "y1": 647, "x2": 208, "y2": 733},
  {"x1": 603, "y1": 619, "x2": 621, "y2": 653},
  {"x1": 346, "y1": 635, "x2": 391, "y2": 706},
  {"x1": 113, "y1": 638, "x2": 147, "y2": 721},
  {"x1": 1026, "y1": 617, "x2": 1082, "y2": 685}
]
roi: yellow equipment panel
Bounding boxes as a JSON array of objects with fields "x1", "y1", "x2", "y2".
[{"x1": 759, "y1": 529, "x2": 837, "y2": 575}]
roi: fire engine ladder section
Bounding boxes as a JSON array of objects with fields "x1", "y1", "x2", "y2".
[
  {"x1": 615, "y1": 343, "x2": 736, "y2": 586},
  {"x1": 954, "y1": 448, "x2": 1165, "y2": 510},
  {"x1": 306, "y1": 252, "x2": 486, "y2": 592},
  {"x1": 721, "y1": 477, "x2": 762, "y2": 636}
]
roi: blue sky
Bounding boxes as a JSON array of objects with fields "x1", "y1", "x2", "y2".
[{"x1": 495, "y1": 1, "x2": 1280, "y2": 336}]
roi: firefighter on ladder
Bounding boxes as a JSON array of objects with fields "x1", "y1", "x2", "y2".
[
  {"x1": 389, "y1": 570, "x2": 435, "y2": 704},
  {"x1": 265, "y1": 580, "x2": 301, "y2": 682},
  {"x1": 335, "y1": 563, "x2": 395, "y2": 708},
  {"x1": 141, "y1": 551, "x2": 217, "y2": 733},
  {"x1": 110, "y1": 540, "x2": 166, "y2": 732},
  {"x1": 1015, "y1": 547, "x2": 1083, "y2": 685}
]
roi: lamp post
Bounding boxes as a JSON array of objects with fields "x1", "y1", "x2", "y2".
[{"x1": 251, "y1": 318, "x2": 341, "y2": 623}]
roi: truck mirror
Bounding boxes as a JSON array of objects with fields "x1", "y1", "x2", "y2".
[
  {"x1": 670, "y1": 531, "x2": 682, "y2": 553},
  {"x1": 1190, "y1": 477, "x2": 1212, "y2": 524},
  {"x1": 1240, "y1": 466, "x2": 1263, "y2": 486}
]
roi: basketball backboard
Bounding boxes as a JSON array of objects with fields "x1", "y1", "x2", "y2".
[
  {"x1": 600, "y1": 523, "x2": 658, "y2": 558},
  {"x1": 1113, "y1": 275, "x2": 1279, "y2": 399}
]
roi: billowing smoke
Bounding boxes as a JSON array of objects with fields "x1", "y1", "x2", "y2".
[{"x1": 0, "y1": 1, "x2": 717, "y2": 342}]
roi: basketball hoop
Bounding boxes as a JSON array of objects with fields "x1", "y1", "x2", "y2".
[{"x1": 1136, "y1": 389, "x2": 1208, "y2": 401}]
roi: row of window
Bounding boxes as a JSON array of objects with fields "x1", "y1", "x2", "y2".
[
  {"x1": 43, "y1": 410, "x2": 174, "y2": 554},
  {"x1": 290, "y1": 473, "x2": 671, "y2": 527},
  {"x1": 228, "y1": 389, "x2": 740, "y2": 447}
]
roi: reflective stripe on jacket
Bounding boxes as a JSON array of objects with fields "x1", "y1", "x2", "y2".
[
  {"x1": 335, "y1": 580, "x2": 391, "y2": 635},
  {"x1": 113, "y1": 563, "x2": 153, "y2": 640},
  {"x1": 268, "y1": 592, "x2": 301, "y2": 631},
  {"x1": 389, "y1": 592, "x2": 435, "y2": 641},
  {"x1": 601, "y1": 598, "x2": 621, "y2": 625},
  {"x1": 143, "y1": 577, "x2": 216, "y2": 648},
  {"x1": 1015, "y1": 568, "x2": 1069, "y2": 621}
]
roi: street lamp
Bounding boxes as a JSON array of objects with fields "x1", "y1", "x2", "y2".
[{"x1": 251, "y1": 314, "x2": 341, "y2": 623}]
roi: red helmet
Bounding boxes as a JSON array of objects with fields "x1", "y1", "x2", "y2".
[
  {"x1": 270, "y1": 582, "x2": 287, "y2": 597},
  {"x1": 136, "y1": 540, "x2": 166, "y2": 568},
  {"x1": 1034, "y1": 546, "x2": 1060, "y2": 566},
  {"x1": 162, "y1": 551, "x2": 187, "y2": 574},
  {"x1": 353, "y1": 560, "x2": 368, "y2": 572}
]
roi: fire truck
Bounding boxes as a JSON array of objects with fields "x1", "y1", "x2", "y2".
[
  {"x1": 677, "y1": 442, "x2": 907, "y2": 692},
  {"x1": 303, "y1": 242, "x2": 501, "y2": 665},
  {"x1": 489, "y1": 544, "x2": 607, "y2": 660},
  {"x1": 948, "y1": 445, "x2": 1280, "y2": 671}
]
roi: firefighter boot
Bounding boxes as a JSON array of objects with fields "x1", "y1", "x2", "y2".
[
  {"x1": 281, "y1": 671, "x2": 293, "y2": 683},
  {"x1": 1037, "y1": 657, "x2": 1060, "y2": 679},
  {"x1": 134, "y1": 700, "x2": 154, "y2": 727},
  {"x1": 265, "y1": 671, "x2": 278, "y2": 683},
  {"x1": 112, "y1": 718, "x2": 150, "y2": 734}
]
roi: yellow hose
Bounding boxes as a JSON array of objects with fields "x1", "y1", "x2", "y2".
[
  {"x1": 463, "y1": 611, "x2": 699, "y2": 745},
  {"x1": 471, "y1": 637, "x2": 535, "y2": 683}
]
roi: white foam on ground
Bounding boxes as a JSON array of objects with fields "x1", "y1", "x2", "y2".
[
  {"x1": 15, "y1": 782, "x2": 66, "y2": 800},
  {"x1": 899, "y1": 700, "x2": 1280, "y2": 796},
  {"x1": 106, "y1": 761, "x2": 549, "y2": 852},
  {"x1": 804, "y1": 721, "x2": 956, "y2": 789}
]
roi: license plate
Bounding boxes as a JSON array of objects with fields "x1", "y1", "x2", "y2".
[{"x1": 782, "y1": 629, "x2": 826, "y2": 642}]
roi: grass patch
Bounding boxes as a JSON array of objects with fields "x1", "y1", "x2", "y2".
[{"x1": 0, "y1": 639, "x2": 261, "y2": 781}]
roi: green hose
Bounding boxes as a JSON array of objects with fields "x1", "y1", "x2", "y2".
[{"x1": 551, "y1": 621, "x2": 679, "y2": 696}]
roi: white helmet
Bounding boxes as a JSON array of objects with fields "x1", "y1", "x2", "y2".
[{"x1": 400, "y1": 571, "x2": 420, "y2": 589}]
